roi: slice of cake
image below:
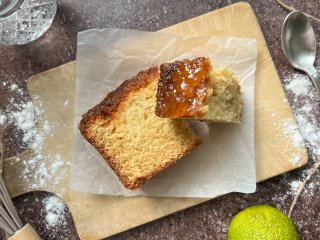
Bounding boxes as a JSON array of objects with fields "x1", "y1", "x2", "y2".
[
  {"x1": 79, "y1": 67, "x2": 201, "y2": 190},
  {"x1": 155, "y1": 57, "x2": 243, "y2": 123}
]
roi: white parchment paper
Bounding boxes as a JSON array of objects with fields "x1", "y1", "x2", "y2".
[{"x1": 71, "y1": 28, "x2": 257, "y2": 198}]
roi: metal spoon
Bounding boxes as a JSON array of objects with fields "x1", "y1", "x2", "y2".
[{"x1": 282, "y1": 11, "x2": 320, "y2": 91}]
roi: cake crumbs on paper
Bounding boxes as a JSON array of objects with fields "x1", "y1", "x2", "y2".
[{"x1": 43, "y1": 196, "x2": 67, "y2": 228}]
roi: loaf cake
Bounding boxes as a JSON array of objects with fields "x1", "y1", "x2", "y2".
[
  {"x1": 79, "y1": 67, "x2": 201, "y2": 190},
  {"x1": 155, "y1": 57, "x2": 243, "y2": 123}
]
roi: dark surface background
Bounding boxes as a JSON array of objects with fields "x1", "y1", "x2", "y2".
[{"x1": 1, "y1": 0, "x2": 320, "y2": 239}]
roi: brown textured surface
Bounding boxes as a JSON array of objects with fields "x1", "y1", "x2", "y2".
[
  {"x1": 1, "y1": 0, "x2": 320, "y2": 239},
  {"x1": 79, "y1": 67, "x2": 201, "y2": 190}
]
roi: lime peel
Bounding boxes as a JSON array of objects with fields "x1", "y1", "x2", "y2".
[{"x1": 228, "y1": 205, "x2": 299, "y2": 240}]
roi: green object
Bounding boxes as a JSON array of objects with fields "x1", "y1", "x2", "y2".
[{"x1": 228, "y1": 205, "x2": 299, "y2": 240}]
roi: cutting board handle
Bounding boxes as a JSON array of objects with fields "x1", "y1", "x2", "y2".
[{"x1": 8, "y1": 224, "x2": 42, "y2": 240}]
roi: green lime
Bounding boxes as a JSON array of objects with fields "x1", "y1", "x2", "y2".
[{"x1": 228, "y1": 205, "x2": 299, "y2": 240}]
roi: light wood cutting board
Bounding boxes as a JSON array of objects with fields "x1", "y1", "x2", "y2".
[{"x1": 25, "y1": 2, "x2": 308, "y2": 239}]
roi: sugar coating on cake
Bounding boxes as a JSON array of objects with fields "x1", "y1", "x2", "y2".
[{"x1": 155, "y1": 57, "x2": 212, "y2": 118}]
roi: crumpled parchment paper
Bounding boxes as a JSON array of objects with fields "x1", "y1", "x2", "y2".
[{"x1": 70, "y1": 28, "x2": 257, "y2": 198}]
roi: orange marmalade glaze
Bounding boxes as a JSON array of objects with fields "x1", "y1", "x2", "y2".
[{"x1": 156, "y1": 57, "x2": 212, "y2": 118}]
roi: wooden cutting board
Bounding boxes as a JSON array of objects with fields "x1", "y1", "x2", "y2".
[{"x1": 25, "y1": 2, "x2": 308, "y2": 239}]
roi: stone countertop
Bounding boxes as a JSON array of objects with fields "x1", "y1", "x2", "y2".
[{"x1": 1, "y1": 0, "x2": 320, "y2": 239}]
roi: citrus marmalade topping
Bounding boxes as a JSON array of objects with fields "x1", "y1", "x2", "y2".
[{"x1": 156, "y1": 57, "x2": 212, "y2": 118}]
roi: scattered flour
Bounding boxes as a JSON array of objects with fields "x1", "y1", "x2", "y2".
[
  {"x1": 0, "y1": 115, "x2": 7, "y2": 125},
  {"x1": 0, "y1": 83, "x2": 66, "y2": 192},
  {"x1": 1, "y1": 82, "x2": 71, "y2": 232},
  {"x1": 284, "y1": 73, "x2": 320, "y2": 157},
  {"x1": 51, "y1": 154, "x2": 65, "y2": 175},
  {"x1": 64, "y1": 100, "x2": 69, "y2": 107},
  {"x1": 10, "y1": 83, "x2": 18, "y2": 91},
  {"x1": 284, "y1": 73, "x2": 320, "y2": 197},
  {"x1": 285, "y1": 75, "x2": 311, "y2": 96},
  {"x1": 290, "y1": 180, "x2": 301, "y2": 192},
  {"x1": 282, "y1": 118, "x2": 304, "y2": 148},
  {"x1": 290, "y1": 156, "x2": 301, "y2": 165},
  {"x1": 11, "y1": 102, "x2": 39, "y2": 145},
  {"x1": 43, "y1": 120, "x2": 53, "y2": 135},
  {"x1": 43, "y1": 196, "x2": 66, "y2": 228}
]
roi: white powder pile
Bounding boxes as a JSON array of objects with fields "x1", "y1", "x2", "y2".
[
  {"x1": 284, "y1": 73, "x2": 320, "y2": 157},
  {"x1": 43, "y1": 196, "x2": 66, "y2": 228},
  {"x1": 11, "y1": 101, "x2": 43, "y2": 150},
  {"x1": 285, "y1": 75, "x2": 311, "y2": 96},
  {"x1": 290, "y1": 180, "x2": 301, "y2": 193}
]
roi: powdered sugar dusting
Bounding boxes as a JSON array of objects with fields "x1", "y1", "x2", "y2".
[
  {"x1": 10, "y1": 83, "x2": 18, "y2": 91},
  {"x1": 282, "y1": 118, "x2": 304, "y2": 148},
  {"x1": 0, "y1": 83, "x2": 67, "y2": 193},
  {"x1": 0, "y1": 115, "x2": 7, "y2": 125},
  {"x1": 290, "y1": 180, "x2": 301, "y2": 192},
  {"x1": 43, "y1": 196, "x2": 67, "y2": 228},
  {"x1": 283, "y1": 73, "x2": 320, "y2": 198},
  {"x1": 290, "y1": 156, "x2": 301, "y2": 165},
  {"x1": 285, "y1": 75, "x2": 311, "y2": 96},
  {"x1": 284, "y1": 73, "x2": 320, "y2": 158}
]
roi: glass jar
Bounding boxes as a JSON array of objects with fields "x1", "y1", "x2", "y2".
[{"x1": 0, "y1": 0, "x2": 57, "y2": 45}]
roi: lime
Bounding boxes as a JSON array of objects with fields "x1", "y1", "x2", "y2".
[{"x1": 228, "y1": 205, "x2": 299, "y2": 240}]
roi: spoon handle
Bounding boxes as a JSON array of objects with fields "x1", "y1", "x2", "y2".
[{"x1": 306, "y1": 67, "x2": 320, "y2": 91}]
